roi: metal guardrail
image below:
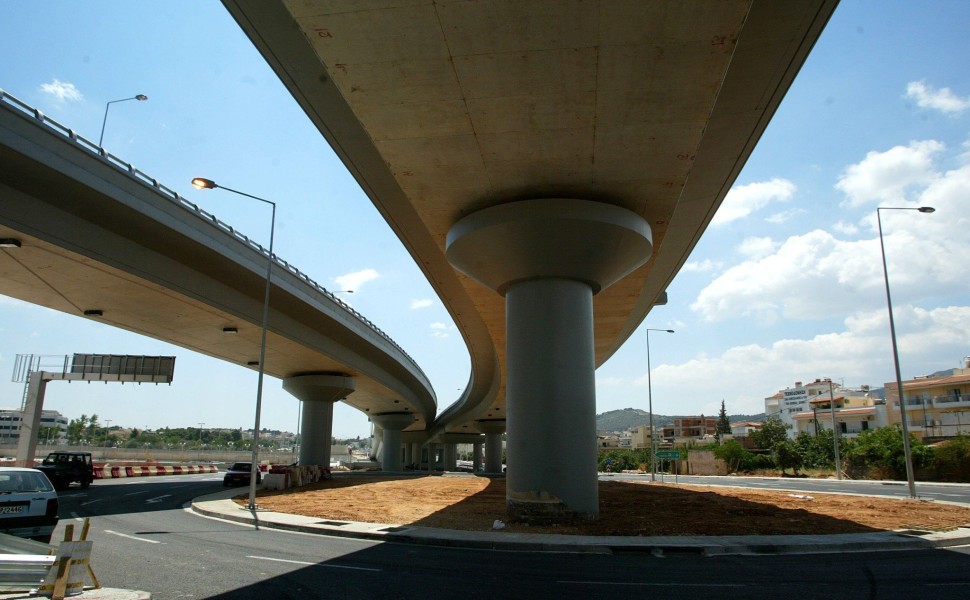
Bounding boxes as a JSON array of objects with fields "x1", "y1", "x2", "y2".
[
  {"x1": 0, "y1": 88, "x2": 428, "y2": 384},
  {"x1": 0, "y1": 533, "x2": 55, "y2": 592}
]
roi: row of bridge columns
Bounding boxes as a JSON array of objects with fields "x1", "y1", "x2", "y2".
[{"x1": 282, "y1": 373, "x2": 506, "y2": 474}]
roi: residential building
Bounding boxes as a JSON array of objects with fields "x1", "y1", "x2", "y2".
[
  {"x1": 766, "y1": 379, "x2": 852, "y2": 439},
  {"x1": 885, "y1": 360, "x2": 970, "y2": 441},
  {"x1": 662, "y1": 416, "x2": 717, "y2": 444},
  {"x1": 791, "y1": 386, "x2": 887, "y2": 438},
  {"x1": 729, "y1": 421, "x2": 762, "y2": 449}
]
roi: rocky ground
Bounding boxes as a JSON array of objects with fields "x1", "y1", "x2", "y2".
[{"x1": 237, "y1": 474, "x2": 970, "y2": 536}]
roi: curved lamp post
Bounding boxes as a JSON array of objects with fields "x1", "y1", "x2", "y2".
[
  {"x1": 646, "y1": 328, "x2": 674, "y2": 481},
  {"x1": 877, "y1": 205, "x2": 934, "y2": 499},
  {"x1": 99, "y1": 94, "x2": 148, "y2": 147},
  {"x1": 192, "y1": 177, "x2": 275, "y2": 512}
]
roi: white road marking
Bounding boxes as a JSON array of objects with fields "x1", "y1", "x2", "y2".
[
  {"x1": 125, "y1": 490, "x2": 149, "y2": 496},
  {"x1": 248, "y1": 556, "x2": 380, "y2": 571},
  {"x1": 561, "y1": 581, "x2": 745, "y2": 587},
  {"x1": 80, "y1": 499, "x2": 102, "y2": 506},
  {"x1": 145, "y1": 495, "x2": 172, "y2": 504},
  {"x1": 104, "y1": 530, "x2": 162, "y2": 544}
]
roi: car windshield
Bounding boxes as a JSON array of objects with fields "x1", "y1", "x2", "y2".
[
  {"x1": 229, "y1": 463, "x2": 251, "y2": 471},
  {"x1": 0, "y1": 471, "x2": 54, "y2": 493},
  {"x1": 42, "y1": 454, "x2": 68, "y2": 465}
]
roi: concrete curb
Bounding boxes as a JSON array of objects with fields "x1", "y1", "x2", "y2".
[{"x1": 189, "y1": 489, "x2": 970, "y2": 556}]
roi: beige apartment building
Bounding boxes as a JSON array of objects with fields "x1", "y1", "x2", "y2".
[
  {"x1": 885, "y1": 363, "x2": 970, "y2": 441},
  {"x1": 791, "y1": 389, "x2": 888, "y2": 438}
]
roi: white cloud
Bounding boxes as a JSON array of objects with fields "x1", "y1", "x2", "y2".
[
  {"x1": 765, "y1": 207, "x2": 805, "y2": 224},
  {"x1": 737, "y1": 236, "x2": 777, "y2": 260},
  {"x1": 39, "y1": 79, "x2": 83, "y2": 102},
  {"x1": 711, "y1": 178, "x2": 796, "y2": 226},
  {"x1": 835, "y1": 140, "x2": 943, "y2": 207},
  {"x1": 640, "y1": 305, "x2": 970, "y2": 415},
  {"x1": 430, "y1": 322, "x2": 455, "y2": 339},
  {"x1": 334, "y1": 268, "x2": 379, "y2": 291},
  {"x1": 906, "y1": 81, "x2": 970, "y2": 115},
  {"x1": 833, "y1": 221, "x2": 859, "y2": 235},
  {"x1": 693, "y1": 152, "x2": 970, "y2": 324},
  {"x1": 681, "y1": 259, "x2": 716, "y2": 273},
  {"x1": 410, "y1": 299, "x2": 434, "y2": 310}
]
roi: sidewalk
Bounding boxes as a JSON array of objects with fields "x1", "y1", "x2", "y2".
[{"x1": 190, "y1": 487, "x2": 970, "y2": 556}]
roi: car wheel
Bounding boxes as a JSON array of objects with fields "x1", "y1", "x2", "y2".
[{"x1": 80, "y1": 479, "x2": 90, "y2": 489}]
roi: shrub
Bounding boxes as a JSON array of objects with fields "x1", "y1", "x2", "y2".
[{"x1": 932, "y1": 435, "x2": 970, "y2": 482}]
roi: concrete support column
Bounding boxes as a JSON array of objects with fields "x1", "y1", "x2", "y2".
[
  {"x1": 507, "y1": 278, "x2": 598, "y2": 519},
  {"x1": 443, "y1": 443, "x2": 458, "y2": 471},
  {"x1": 411, "y1": 443, "x2": 421, "y2": 469},
  {"x1": 427, "y1": 443, "x2": 438, "y2": 471},
  {"x1": 473, "y1": 442, "x2": 483, "y2": 473},
  {"x1": 476, "y1": 420, "x2": 506, "y2": 474},
  {"x1": 16, "y1": 373, "x2": 49, "y2": 467},
  {"x1": 448, "y1": 199, "x2": 653, "y2": 523},
  {"x1": 370, "y1": 413, "x2": 415, "y2": 472},
  {"x1": 403, "y1": 442, "x2": 413, "y2": 467},
  {"x1": 282, "y1": 374, "x2": 355, "y2": 466}
]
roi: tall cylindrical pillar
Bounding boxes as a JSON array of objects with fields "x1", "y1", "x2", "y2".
[
  {"x1": 282, "y1": 374, "x2": 355, "y2": 467},
  {"x1": 446, "y1": 198, "x2": 653, "y2": 522},
  {"x1": 370, "y1": 413, "x2": 414, "y2": 472},
  {"x1": 506, "y1": 278, "x2": 598, "y2": 520},
  {"x1": 444, "y1": 443, "x2": 458, "y2": 471},
  {"x1": 473, "y1": 442, "x2": 483, "y2": 473}
]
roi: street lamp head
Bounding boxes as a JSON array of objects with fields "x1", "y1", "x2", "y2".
[
  {"x1": 917, "y1": 206, "x2": 935, "y2": 213},
  {"x1": 192, "y1": 177, "x2": 218, "y2": 190},
  {"x1": 664, "y1": 329, "x2": 675, "y2": 333},
  {"x1": 135, "y1": 94, "x2": 148, "y2": 101}
]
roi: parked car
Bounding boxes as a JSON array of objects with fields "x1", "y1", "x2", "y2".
[
  {"x1": 35, "y1": 452, "x2": 94, "y2": 490},
  {"x1": 0, "y1": 467, "x2": 59, "y2": 543},
  {"x1": 223, "y1": 462, "x2": 261, "y2": 487}
]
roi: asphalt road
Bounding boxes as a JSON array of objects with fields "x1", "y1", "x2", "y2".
[
  {"x1": 51, "y1": 474, "x2": 970, "y2": 599},
  {"x1": 603, "y1": 472, "x2": 970, "y2": 503}
]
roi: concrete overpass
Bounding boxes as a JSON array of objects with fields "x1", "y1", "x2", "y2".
[
  {"x1": 224, "y1": 0, "x2": 839, "y2": 521},
  {"x1": 0, "y1": 89, "x2": 435, "y2": 469}
]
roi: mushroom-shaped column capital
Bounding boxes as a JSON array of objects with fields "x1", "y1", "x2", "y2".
[
  {"x1": 371, "y1": 411, "x2": 417, "y2": 431},
  {"x1": 282, "y1": 374, "x2": 355, "y2": 403},
  {"x1": 446, "y1": 199, "x2": 652, "y2": 295},
  {"x1": 474, "y1": 419, "x2": 507, "y2": 435}
]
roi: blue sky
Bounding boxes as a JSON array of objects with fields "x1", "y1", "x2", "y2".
[{"x1": 1, "y1": 1, "x2": 968, "y2": 438}]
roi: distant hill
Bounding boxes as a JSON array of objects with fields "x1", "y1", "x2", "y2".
[{"x1": 596, "y1": 408, "x2": 766, "y2": 433}]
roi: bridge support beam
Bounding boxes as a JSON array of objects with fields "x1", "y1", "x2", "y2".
[
  {"x1": 371, "y1": 413, "x2": 415, "y2": 472},
  {"x1": 476, "y1": 420, "x2": 506, "y2": 475},
  {"x1": 449, "y1": 199, "x2": 653, "y2": 522},
  {"x1": 282, "y1": 374, "x2": 355, "y2": 466},
  {"x1": 473, "y1": 442, "x2": 483, "y2": 473},
  {"x1": 443, "y1": 443, "x2": 457, "y2": 471},
  {"x1": 15, "y1": 373, "x2": 49, "y2": 467}
]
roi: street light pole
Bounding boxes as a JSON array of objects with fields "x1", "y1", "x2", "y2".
[
  {"x1": 825, "y1": 379, "x2": 842, "y2": 480},
  {"x1": 103, "y1": 419, "x2": 112, "y2": 460},
  {"x1": 877, "y1": 205, "x2": 934, "y2": 499},
  {"x1": 192, "y1": 177, "x2": 275, "y2": 511},
  {"x1": 198, "y1": 422, "x2": 205, "y2": 461},
  {"x1": 99, "y1": 94, "x2": 148, "y2": 147},
  {"x1": 646, "y1": 328, "x2": 674, "y2": 481}
]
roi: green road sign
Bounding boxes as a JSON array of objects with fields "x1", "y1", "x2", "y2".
[{"x1": 655, "y1": 450, "x2": 681, "y2": 459}]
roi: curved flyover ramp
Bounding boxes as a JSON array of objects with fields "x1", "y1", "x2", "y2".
[{"x1": 0, "y1": 90, "x2": 436, "y2": 467}]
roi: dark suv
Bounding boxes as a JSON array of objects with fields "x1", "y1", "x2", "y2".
[{"x1": 36, "y1": 452, "x2": 94, "y2": 490}]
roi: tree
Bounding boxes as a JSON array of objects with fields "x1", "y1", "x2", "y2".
[
  {"x1": 750, "y1": 416, "x2": 790, "y2": 450},
  {"x1": 932, "y1": 435, "x2": 970, "y2": 482},
  {"x1": 843, "y1": 424, "x2": 932, "y2": 480},
  {"x1": 774, "y1": 440, "x2": 803, "y2": 475},
  {"x1": 714, "y1": 439, "x2": 748, "y2": 472},
  {"x1": 794, "y1": 429, "x2": 838, "y2": 469},
  {"x1": 715, "y1": 400, "x2": 731, "y2": 442}
]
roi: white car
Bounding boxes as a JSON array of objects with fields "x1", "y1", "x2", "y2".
[{"x1": 0, "y1": 467, "x2": 59, "y2": 543}]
